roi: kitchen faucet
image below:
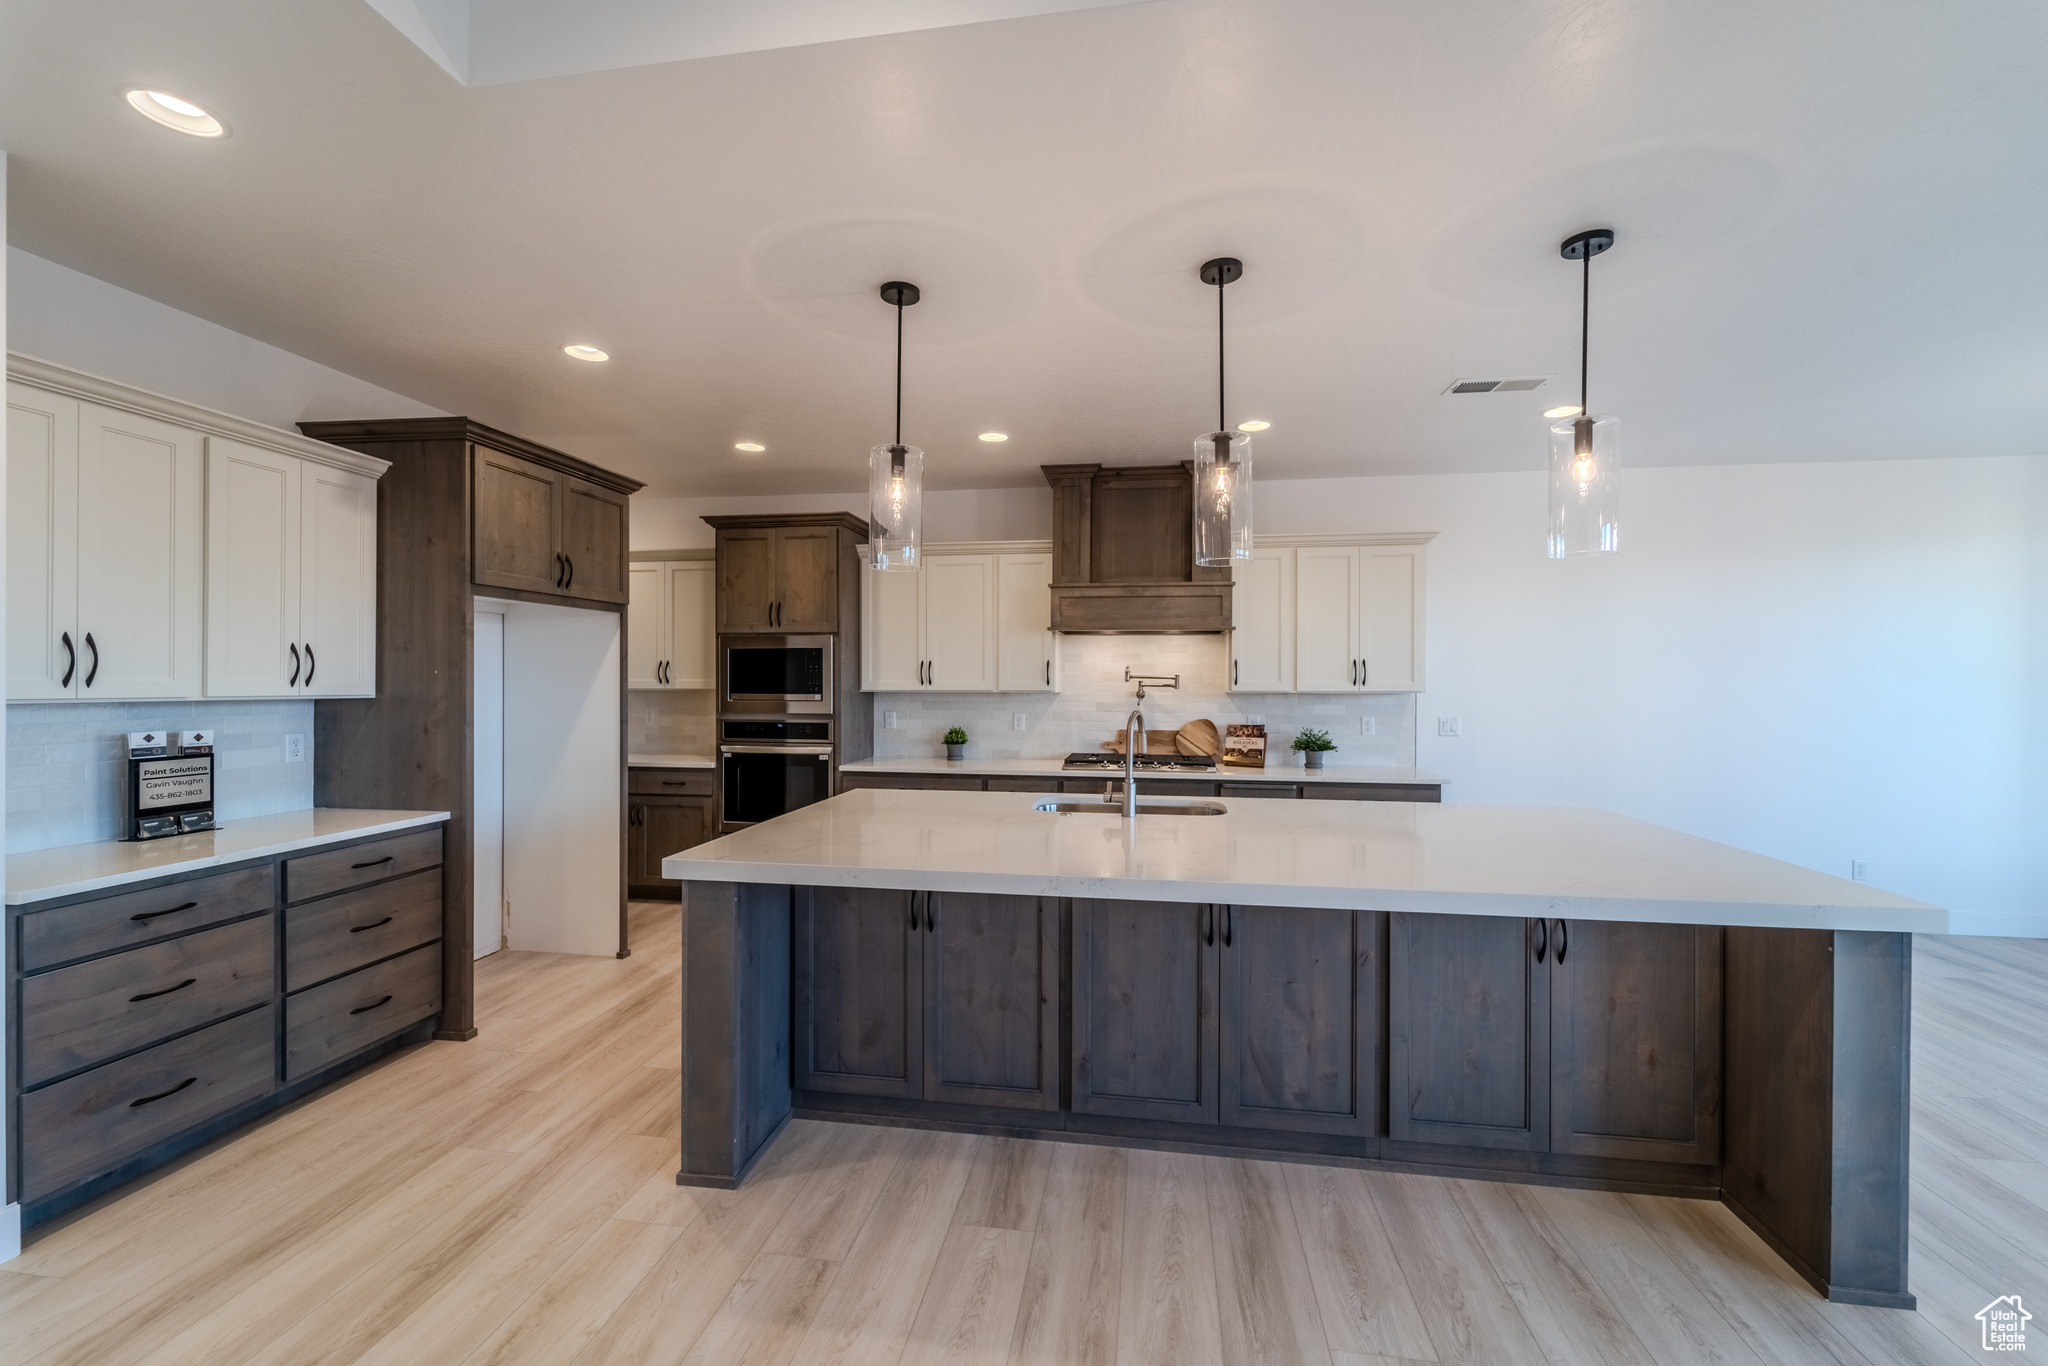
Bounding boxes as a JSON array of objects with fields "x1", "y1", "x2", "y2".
[{"x1": 1117, "y1": 670, "x2": 1180, "y2": 818}]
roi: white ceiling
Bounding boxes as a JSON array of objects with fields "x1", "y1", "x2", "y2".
[{"x1": 3, "y1": 0, "x2": 2046, "y2": 498}]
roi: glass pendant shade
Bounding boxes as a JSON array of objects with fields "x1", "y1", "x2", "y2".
[
  {"x1": 1547, "y1": 413, "x2": 1619, "y2": 558},
  {"x1": 868, "y1": 442, "x2": 924, "y2": 571},
  {"x1": 1193, "y1": 429, "x2": 1253, "y2": 567}
]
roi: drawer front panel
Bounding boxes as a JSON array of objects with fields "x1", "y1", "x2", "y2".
[
  {"x1": 286, "y1": 827, "x2": 444, "y2": 904},
  {"x1": 1303, "y1": 784, "x2": 1442, "y2": 803},
  {"x1": 286, "y1": 942, "x2": 441, "y2": 1081},
  {"x1": 285, "y1": 868, "x2": 443, "y2": 992},
  {"x1": 21, "y1": 1005, "x2": 276, "y2": 1203},
  {"x1": 20, "y1": 866, "x2": 275, "y2": 971},
  {"x1": 21, "y1": 917, "x2": 275, "y2": 1086},
  {"x1": 629, "y1": 770, "x2": 714, "y2": 796}
]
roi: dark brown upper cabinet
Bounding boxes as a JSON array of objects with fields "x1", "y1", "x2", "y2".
[
  {"x1": 471, "y1": 447, "x2": 631, "y2": 605},
  {"x1": 704, "y1": 513, "x2": 868, "y2": 634},
  {"x1": 1041, "y1": 463, "x2": 1231, "y2": 633}
]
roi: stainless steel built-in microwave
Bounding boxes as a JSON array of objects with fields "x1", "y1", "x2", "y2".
[{"x1": 722, "y1": 635, "x2": 832, "y2": 714}]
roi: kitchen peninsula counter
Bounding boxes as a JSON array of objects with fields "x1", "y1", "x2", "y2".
[
  {"x1": 837, "y1": 755, "x2": 1448, "y2": 789},
  {"x1": 663, "y1": 790, "x2": 1929, "y2": 1309}
]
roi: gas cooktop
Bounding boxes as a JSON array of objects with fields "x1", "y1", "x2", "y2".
[{"x1": 1061, "y1": 751, "x2": 1217, "y2": 772}]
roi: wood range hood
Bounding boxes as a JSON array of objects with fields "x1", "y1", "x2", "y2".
[{"x1": 1042, "y1": 463, "x2": 1231, "y2": 633}]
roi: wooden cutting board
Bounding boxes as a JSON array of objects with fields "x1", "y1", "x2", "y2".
[{"x1": 1176, "y1": 719, "x2": 1221, "y2": 757}]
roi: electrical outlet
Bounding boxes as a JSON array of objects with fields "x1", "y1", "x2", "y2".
[
  {"x1": 1011, "y1": 712, "x2": 1028, "y2": 731},
  {"x1": 1243, "y1": 713, "x2": 1264, "y2": 723},
  {"x1": 1851, "y1": 860, "x2": 1869, "y2": 882},
  {"x1": 884, "y1": 710, "x2": 901, "y2": 730},
  {"x1": 284, "y1": 733, "x2": 306, "y2": 763},
  {"x1": 1437, "y1": 717, "x2": 1461, "y2": 737},
  {"x1": 1359, "y1": 716, "x2": 1376, "y2": 736}
]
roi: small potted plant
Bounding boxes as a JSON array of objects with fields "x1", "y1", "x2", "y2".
[
  {"x1": 942, "y1": 726, "x2": 969, "y2": 760},
  {"x1": 1292, "y1": 726, "x2": 1337, "y2": 769}
]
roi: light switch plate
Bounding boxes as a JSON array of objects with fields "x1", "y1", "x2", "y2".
[{"x1": 1437, "y1": 717, "x2": 1461, "y2": 737}]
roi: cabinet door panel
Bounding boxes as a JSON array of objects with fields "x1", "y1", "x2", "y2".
[
  {"x1": 996, "y1": 553, "x2": 1056, "y2": 692},
  {"x1": 1550, "y1": 921, "x2": 1722, "y2": 1164},
  {"x1": 626, "y1": 564, "x2": 666, "y2": 689},
  {"x1": 717, "y1": 529, "x2": 777, "y2": 632},
  {"x1": 473, "y1": 447, "x2": 562, "y2": 594},
  {"x1": 301, "y1": 463, "x2": 378, "y2": 697},
  {"x1": 922, "y1": 554, "x2": 997, "y2": 691},
  {"x1": 1230, "y1": 547, "x2": 1293, "y2": 692},
  {"x1": 637, "y1": 799, "x2": 709, "y2": 887},
  {"x1": 665, "y1": 562, "x2": 716, "y2": 688},
  {"x1": 794, "y1": 887, "x2": 921, "y2": 1098},
  {"x1": 1293, "y1": 545, "x2": 1359, "y2": 694},
  {"x1": 1360, "y1": 546, "x2": 1422, "y2": 692},
  {"x1": 76, "y1": 403, "x2": 204, "y2": 699},
  {"x1": 924, "y1": 893, "x2": 1058, "y2": 1110},
  {"x1": 774, "y1": 527, "x2": 839, "y2": 631},
  {"x1": 205, "y1": 439, "x2": 300, "y2": 697},
  {"x1": 7, "y1": 385, "x2": 79, "y2": 700},
  {"x1": 1071, "y1": 899, "x2": 1216, "y2": 1123},
  {"x1": 1220, "y1": 906, "x2": 1378, "y2": 1136},
  {"x1": 862, "y1": 563, "x2": 922, "y2": 691},
  {"x1": 1387, "y1": 913, "x2": 1547, "y2": 1150},
  {"x1": 560, "y1": 478, "x2": 629, "y2": 604}
]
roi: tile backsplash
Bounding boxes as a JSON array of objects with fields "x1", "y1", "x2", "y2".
[
  {"x1": 627, "y1": 688, "x2": 716, "y2": 757},
  {"x1": 870, "y1": 634, "x2": 1416, "y2": 768},
  {"x1": 7, "y1": 700, "x2": 315, "y2": 853}
]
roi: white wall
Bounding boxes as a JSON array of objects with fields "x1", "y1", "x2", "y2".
[
  {"x1": 6, "y1": 248, "x2": 445, "y2": 431},
  {"x1": 473, "y1": 610, "x2": 506, "y2": 958},
  {"x1": 639, "y1": 456, "x2": 2044, "y2": 931},
  {"x1": 1, "y1": 148, "x2": 18, "y2": 1263}
]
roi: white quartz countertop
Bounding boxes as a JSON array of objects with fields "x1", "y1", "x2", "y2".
[
  {"x1": 7, "y1": 808, "x2": 451, "y2": 906},
  {"x1": 665, "y1": 789, "x2": 1943, "y2": 933},
  {"x1": 628, "y1": 753, "x2": 716, "y2": 769},
  {"x1": 837, "y1": 756, "x2": 1447, "y2": 786}
]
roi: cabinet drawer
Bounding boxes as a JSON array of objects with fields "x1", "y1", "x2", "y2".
[
  {"x1": 1304, "y1": 784, "x2": 1441, "y2": 803},
  {"x1": 21, "y1": 916, "x2": 275, "y2": 1087},
  {"x1": 285, "y1": 868, "x2": 443, "y2": 992},
  {"x1": 1220, "y1": 782, "x2": 1299, "y2": 799},
  {"x1": 629, "y1": 769, "x2": 714, "y2": 796},
  {"x1": 286, "y1": 827, "x2": 443, "y2": 904},
  {"x1": 286, "y1": 942, "x2": 441, "y2": 1081},
  {"x1": 20, "y1": 865, "x2": 274, "y2": 971},
  {"x1": 21, "y1": 1006, "x2": 275, "y2": 1203}
]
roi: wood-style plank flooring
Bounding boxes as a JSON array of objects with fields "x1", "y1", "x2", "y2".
[{"x1": 4, "y1": 907, "x2": 2041, "y2": 1365}]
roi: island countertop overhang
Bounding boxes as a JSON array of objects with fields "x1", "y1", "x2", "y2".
[{"x1": 664, "y1": 789, "x2": 1944, "y2": 934}]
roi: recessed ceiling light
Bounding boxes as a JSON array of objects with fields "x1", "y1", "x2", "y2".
[
  {"x1": 124, "y1": 89, "x2": 226, "y2": 138},
  {"x1": 1543, "y1": 405, "x2": 1583, "y2": 418},
  {"x1": 1236, "y1": 420, "x2": 1270, "y2": 432},
  {"x1": 734, "y1": 442, "x2": 766, "y2": 453},
  {"x1": 562, "y1": 345, "x2": 609, "y2": 362},
  {"x1": 978, "y1": 432, "x2": 1008, "y2": 443}
]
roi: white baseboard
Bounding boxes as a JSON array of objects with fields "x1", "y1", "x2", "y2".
[{"x1": 0, "y1": 1203, "x2": 19, "y2": 1263}]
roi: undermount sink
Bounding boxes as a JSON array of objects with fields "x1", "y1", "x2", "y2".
[{"x1": 1034, "y1": 798, "x2": 1227, "y2": 817}]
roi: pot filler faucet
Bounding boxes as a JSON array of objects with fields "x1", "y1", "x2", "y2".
[{"x1": 1117, "y1": 668, "x2": 1182, "y2": 817}]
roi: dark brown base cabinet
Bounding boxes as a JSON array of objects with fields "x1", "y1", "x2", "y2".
[
  {"x1": 682, "y1": 880, "x2": 1914, "y2": 1308},
  {"x1": 627, "y1": 769, "x2": 715, "y2": 898},
  {"x1": 8, "y1": 823, "x2": 449, "y2": 1227},
  {"x1": 842, "y1": 771, "x2": 1443, "y2": 803}
]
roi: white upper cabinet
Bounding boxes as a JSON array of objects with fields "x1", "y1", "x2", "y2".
[
  {"x1": 922, "y1": 555, "x2": 997, "y2": 691},
  {"x1": 996, "y1": 552, "x2": 1057, "y2": 692},
  {"x1": 626, "y1": 557, "x2": 714, "y2": 690},
  {"x1": 299, "y1": 461, "x2": 379, "y2": 697},
  {"x1": 1228, "y1": 547, "x2": 1294, "y2": 692},
  {"x1": 7, "y1": 384, "x2": 80, "y2": 701},
  {"x1": 1293, "y1": 544, "x2": 1362, "y2": 693},
  {"x1": 1226, "y1": 538, "x2": 1429, "y2": 695},
  {"x1": 1358, "y1": 545, "x2": 1424, "y2": 692},
  {"x1": 862, "y1": 562, "x2": 924, "y2": 691}
]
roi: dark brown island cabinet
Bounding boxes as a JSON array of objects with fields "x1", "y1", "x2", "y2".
[
  {"x1": 626, "y1": 768, "x2": 716, "y2": 898},
  {"x1": 7, "y1": 823, "x2": 449, "y2": 1227},
  {"x1": 298, "y1": 418, "x2": 645, "y2": 1022},
  {"x1": 839, "y1": 771, "x2": 1444, "y2": 802},
  {"x1": 677, "y1": 884, "x2": 1914, "y2": 1311}
]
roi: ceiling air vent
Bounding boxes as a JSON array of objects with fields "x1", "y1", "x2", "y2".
[{"x1": 1446, "y1": 377, "x2": 1548, "y2": 394}]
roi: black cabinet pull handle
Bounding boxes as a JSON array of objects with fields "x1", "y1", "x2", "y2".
[
  {"x1": 554, "y1": 553, "x2": 564, "y2": 588},
  {"x1": 350, "y1": 995, "x2": 394, "y2": 1016},
  {"x1": 130, "y1": 1077, "x2": 197, "y2": 1107},
  {"x1": 1532, "y1": 918, "x2": 1547, "y2": 962},
  {"x1": 1223, "y1": 905, "x2": 1233, "y2": 948},
  {"x1": 1046, "y1": 660, "x2": 1051, "y2": 685},
  {"x1": 926, "y1": 893, "x2": 937, "y2": 934},
  {"x1": 1233, "y1": 659, "x2": 1238, "y2": 687},
  {"x1": 84, "y1": 632, "x2": 99, "y2": 688},
  {"x1": 1554, "y1": 919, "x2": 1567, "y2": 963},
  {"x1": 907, "y1": 893, "x2": 919, "y2": 932},
  {"x1": 289, "y1": 642, "x2": 301, "y2": 687},
  {"x1": 661, "y1": 780, "x2": 690, "y2": 786},
  {"x1": 565, "y1": 556, "x2": 574, "y2": 590},
  {"x1": 305, "y1": 644, "x2": 316, "y2": 687},
  {"x1": 60, "y1": 631, "x2": 76, "y2": 687},
  {"x1": 1361, "y1": 659, "x2": 1368, "y2": 686},
  {"x1": 130, "y1": 977, "x2": 197, "y2": 1002},
  {"x1": 131, "y1": 900, "x2": 199, "y2": 923},
  {"x1": 349, "y1": 916, "x2": 394, "y2": 934},
  {"x1": 1202, "y1": 904, "x2": 1214, "y2": 947},
  {"x1": 351, "y1": 855, "x2": 394, "y2": 870}
]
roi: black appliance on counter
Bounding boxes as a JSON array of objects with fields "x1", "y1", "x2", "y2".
[
  {"x1": 121, "y1": 729, "x2": 217, "y2": 840},
  {"x1": 720, "y1": 720, "x2": 834, "y2": 829}
]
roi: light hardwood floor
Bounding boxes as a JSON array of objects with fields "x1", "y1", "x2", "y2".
[{"x1": 3, "y1": 907, "x2": 2040, "y2": 1365}]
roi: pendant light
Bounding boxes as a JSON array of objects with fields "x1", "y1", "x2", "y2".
[
  {"x1": 869, "y1": 281, "x2": 923, "y2": 571},
  {"x1": 1193, "y1": 256, "x2": 1253, "y2": 567},
  {"x1": 1547, "y1": 229, "x2": 1619, "y2": 557}
]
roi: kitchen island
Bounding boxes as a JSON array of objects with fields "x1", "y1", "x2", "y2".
[{"x1": 664, "y1": 789, "x2": 1939, "y2": 1307}]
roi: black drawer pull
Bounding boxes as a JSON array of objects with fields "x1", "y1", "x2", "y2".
[
  {"x1": 60, "y1": 631, "x2": 76, "y2": 687},
  {"x1": 129, "y1": 1076, "x2": 197, "y2": 1107},
  {"x1": 1554, "y1": 919, "x2": 1568, "y2": 963},
  {"x1": 350, "y1": 995, "x2": 394, "y2": 1015},
  {"x1": 661, "y1": 780, "x2": 691, "y2": 786},
  {"x1": 131, "y1": 900, "x2": 199, "y2": 923},
  {"x1": 130, "y1": 978, "x2": 197, "y2": 1002},
  {"x1": 350, "y1": 856, "x2": 394, "y2": 870},
  {"x1": 350, "y1": 916, "x2": 394, "y2": 933},
  {"x1": 305, "y1": 643, "x2": 316, "y2": 687},
  {"x1": 84, "y1": 632, "x2": 99, "y2": 688},
  {"x1": 289, "y1": 642, "x2": 301, "y2": 687}
]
